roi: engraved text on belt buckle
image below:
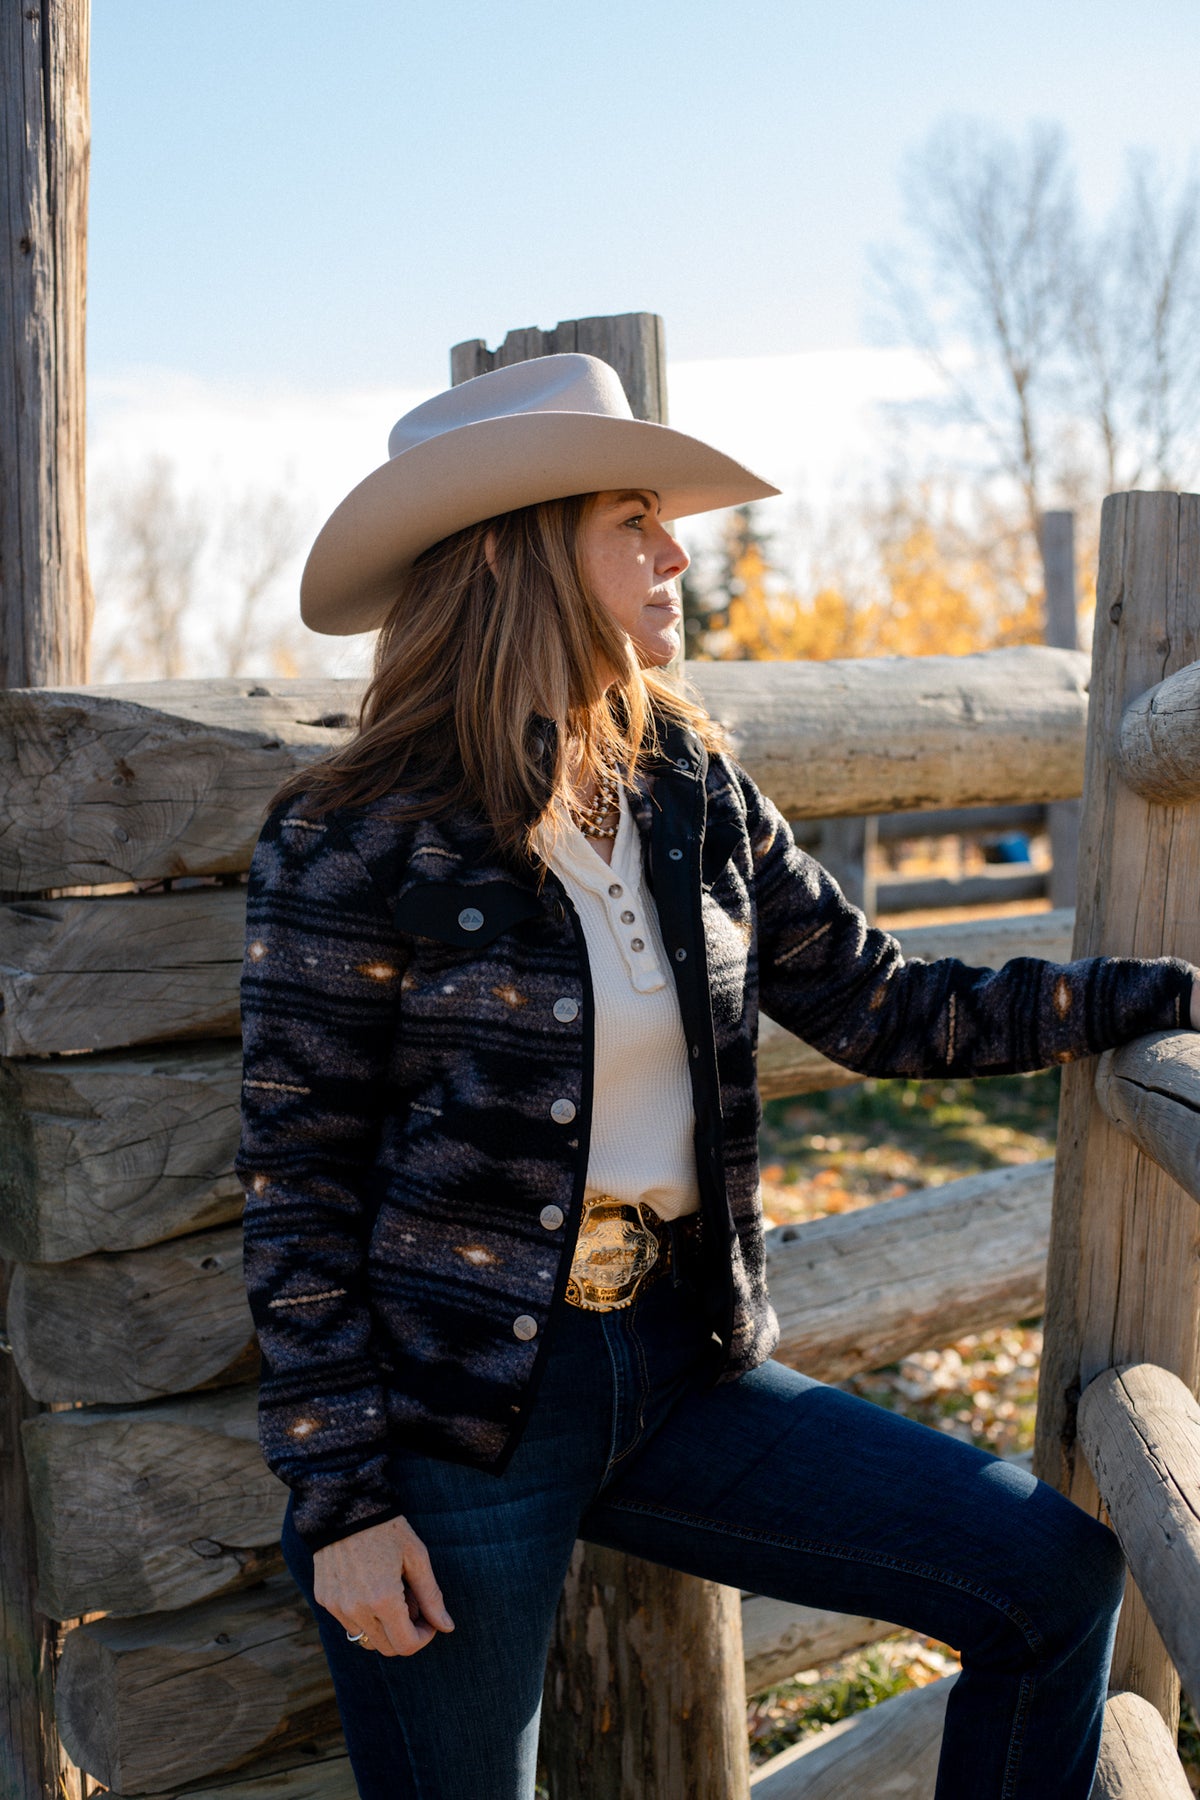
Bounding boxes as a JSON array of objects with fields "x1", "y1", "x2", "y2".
[{"x1": 565, "y1": 1196, "x2": 660, "y2": 1312}]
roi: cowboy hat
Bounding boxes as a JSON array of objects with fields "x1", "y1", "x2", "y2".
[{"x1": 300, "y1": 353, "x2": 780, "y2": 634}]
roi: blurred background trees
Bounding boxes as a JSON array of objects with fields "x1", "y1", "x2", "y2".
[{"x1": 688, "y1": 120, "x2": 1200, "y2": 663}]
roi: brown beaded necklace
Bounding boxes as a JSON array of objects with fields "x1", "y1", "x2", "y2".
[{"x1": 568, "y1": 753, "x2": 621, "y2": 839}]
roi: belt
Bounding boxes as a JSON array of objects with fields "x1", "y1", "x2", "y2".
[{"x1": 564, "y1": 1194, "x2": 704, "y2": 1313}]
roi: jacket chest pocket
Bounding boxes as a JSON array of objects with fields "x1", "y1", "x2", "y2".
[
  {"x1": 394, "y1": 880, "x2": 547, "y2": 987},
  {"x1": 700, "y1": 813, "x2": 746, "y2": 891}
]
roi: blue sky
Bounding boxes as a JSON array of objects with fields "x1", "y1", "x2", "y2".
[{"x1": 91, "y1": 1, "x2": 1200, "y2": 391}]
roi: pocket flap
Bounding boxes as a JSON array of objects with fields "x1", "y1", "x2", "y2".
[
  {"x1": 701, "y1": 814, "x2": 744, "y2": 887},
  {"x1": 394, "y1": 880, "x2": 544, "y2": 948}
]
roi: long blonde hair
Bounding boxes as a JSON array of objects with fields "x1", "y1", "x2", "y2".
[{"x1": 272, "y1": 493, "x2": 728, "y2": 867}]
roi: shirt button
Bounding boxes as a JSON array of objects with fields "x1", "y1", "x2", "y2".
[
  {"x1": 620, "y1": 909, "x2": 635, "y2": 923},
  {"x1": 458, "y1": 907, "x2": 484, "y2": 931},
  {"x1": 550, "y1": 1098, "x2": 576, "y2": 1124},
  {"x1": 630, "y1": 937, "x2": 645, "y2": 952},
  {"x1": 513, "y1": 1315, "x2": 538, "y2": 1341},
  {"x1": 608, "y1": 883, "x2": 623, "y2": 897},
  {"x1": 553, "y1": 997, "x2": 579, "y2": 1023},
  {"x1": 539, "y1": 1204, "x2": 565, "y2": 1230},
  {"x1": 668, "y1": 848, "x2": 683, "y2": 861}
]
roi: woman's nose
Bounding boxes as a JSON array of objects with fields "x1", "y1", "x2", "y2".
[{"x1": 655, "y1": 525, "x2": 689, "y2": 577}]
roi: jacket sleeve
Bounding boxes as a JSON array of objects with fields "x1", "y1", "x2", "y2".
[
  {"x1": 236, "y1": 798, "x2": 409, "y2": 1551},
  {"x1": 734, "y1": 764, "x2": 1197, "y2": 1077}
]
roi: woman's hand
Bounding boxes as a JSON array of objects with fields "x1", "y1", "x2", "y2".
[{"x1": 313, "y1": 1514, "x2": 455, "y2": 1657}]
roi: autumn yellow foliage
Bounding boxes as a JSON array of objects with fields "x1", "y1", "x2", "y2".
[{"x1": 719, "y1": 518, "x2": 1045, "y2": 662}]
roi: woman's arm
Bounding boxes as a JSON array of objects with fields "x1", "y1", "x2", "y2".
[
  {"x1": 237, "y1": 799, "x2": 410, "y2": 1552},
  {"x1": 733, "y1": 766, "x2": 1198, "y2": 1079}
]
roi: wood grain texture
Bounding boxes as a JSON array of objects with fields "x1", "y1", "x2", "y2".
[
  {"x1": 1117, "y1": 657, "x2": 1200, "y2": 803},
  {"x1": 749, "y1": 1675, "x2": 953, "y2": 1797},
  {"x1": 9, "y1": 1224, "x2": 256, "y2": 1404},
  {"x1": 0, "y1": 679, "x2": 358, "y2": 891},
  {"x1": 0, "y1": 651, "x2": 1085, "y2": 892},
  {"x1": 1095, "y1": 1031, "x2": 1200, "y2": 1206},
  {"x1": 1078, "y1": 1364, "x2": 1200, "y2": 1717},
  {"x1": 450, "y1": 311, "x2": 668, "y2": 425},
  {"x1": 1091, "y1": 1689, "x2": 1193, "y2": 1798},
  {"x1": 22, "y1": 1386, "x2": 286, "y2": 1620},
  {"x1": 0, "y1": 1, "x2": 92, "y2": 689},
  {"x1": 54, "y1": 1576, "x2": 338, "y2": 1795},
  {"x1": 1035, "y1": 491, "x2": 1200, "y2": 1730},
  {"x1": 541, "y1": 1541, "x2": 750, "y2": 1800},
  {"x1": 145, "y1": 1738, "x2": 357, "y2": 1800},
  {"x1": 692, "y1": 647, "x2": 1087, "y2": 820},
  {"x1": 0, "y1": 886, "x2": 245, "y2": 1056},
  {"x1": 742, "y1": 1596, "x2": 896, "y2": 1696},
  {"x1": 768, "y1": 1161, "x2": 1053, "y2": 1381},
  {"x1": 0, "y1": 1042, "x2": 242, "y2": 1263}
]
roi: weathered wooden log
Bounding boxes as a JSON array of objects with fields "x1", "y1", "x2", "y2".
[
  {"x1": 758, "y1": 909, "x2": 1074, "y2": 1099},
  {"x1": 768, "y1": 1161, "x2": 1053, "y2": 1380},
  {"x1": 1077, "y1": 1364, "x2": 1200, "y2": 1717},
  {"x1": 1036, "y1": 491, "x2": 1200, "y2": 1728},
  {"x1": 21, "y1": 1385, "x2": 285, "y2": 1619},
  {"x1": 55, "y1": 1576, "x2": 338, "y2": 1795},
  {"x1": 749, "y1": 1674, "x2": 954, "y2": 1797},
  {"x1": 1116, "y1": 656, "x2": 1200, "y2": 804},
  {"x1": 742, "y1": 1596, "x2": 896, "y2": 1695},
  {"x1": 0, "y1": 886, "x2": 244, "y2": 1056},
  {"x1": 0, "y1": 649, "x2": 1087, "y2": 893},
  {"x1": 874, "y1": 867, "x2": 1047, "y2": 916},
  {"x1": 0, "y1": 1042, "x2": 242, "y2": 1263},
  {"x1": 696, "y1": 645, "x2": 1088, "y2": 820},
  {"x1": 1095, "y1": 1031, "x2": 1200, "y2": 1207},
  {"x1": 142, "y1": 1738, "x2": 357, "y2": 1800},
  {"x1": 1091, "y1": 1689, "x2": 1194, "y2": 1798},
  {"x1": 9, "y1": 1224, "x2": 256, "y2": 1404},
  {"x1": 0, "y1": 912, "x2": 1072, "y2": 1264},
  {"x1": 0, "y1": 679, "x2": 358, "y2": 892},
  {"x1": 540, "y1": 1540, "x2": 750, "y2": 1800}
]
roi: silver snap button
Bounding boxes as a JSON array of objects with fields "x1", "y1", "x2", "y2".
[
  {"x1": 513, "y1": 1315, "x2": 538, "y2": 1341},
  {"x1": 550, "y1": 1098, "x2": 576, "y2": 1124},
  {"x1": 539, "y1": 1204, "x2": 564, "y2": 1230},
  {"x1": 531, "y1": 735, "x2": 545, "y2": 756},
  {"x1": 630, "y1": 937, "x2": 645, "y2": 952},
  {"x1": 668, "y1": 847, "x2": 683, "y2": 861},
  {"x1": 676, "y1": 757, "x2": 690, "y2": 771},
  {"x1": 553, "y1": 997, "x2": 579, "y2": 1023},
  {"x1": 675, "y1": 948, "x2": 687, "y2": 962},
  {"x1": 620, "y1": 909, "x2": 635, "y2": 923},
  {"x1": 458, "y1": 907, "x2": 484, "y2": 931},
  {"x1": 607, "y1": 883, "x2": 623, "y2": 897}
]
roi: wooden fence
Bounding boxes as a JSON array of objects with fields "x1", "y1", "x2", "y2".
[{"x1": 2, "y1": 580, "x2": 1196, "y2": 1794}]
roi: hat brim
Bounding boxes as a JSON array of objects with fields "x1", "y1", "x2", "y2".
[{"x1": 299, "y1": 411, "x2": 781, "y2": 635}]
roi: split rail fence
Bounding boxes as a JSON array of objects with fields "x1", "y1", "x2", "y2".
[{"x1": 3, "y1": 509, "x2": 1199, "y2": 1797}]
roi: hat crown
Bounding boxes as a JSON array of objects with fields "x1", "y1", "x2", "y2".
[{"x1": 387, "y1": 353, "x2": 634, "y2": 459}]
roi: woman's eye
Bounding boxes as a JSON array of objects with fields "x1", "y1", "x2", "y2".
[{"x1": 623, "y1": 514, "x2": 645, "y2": 530}]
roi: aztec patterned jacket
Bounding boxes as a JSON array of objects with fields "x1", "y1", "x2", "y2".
[{"x1": 236, "y1": 716, "x2": 1197, "y2": 1549}]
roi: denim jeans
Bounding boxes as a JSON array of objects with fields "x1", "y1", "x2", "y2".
[{"x1": 281, "y1": 1274, "x2": 1124, "y2": 1800}]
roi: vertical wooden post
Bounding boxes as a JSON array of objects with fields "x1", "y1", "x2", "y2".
[
  {"x1": 1, "y1": 5, "x2": 92, "y2": 1796},
  {"x1": 1035, "y1": 492, "x2": 1200, "y2": 1730},
  {"x1": 1041, "y1": 510, "x2": 1080, "y2": 908},
  {"x1": 816, "y1": 816, "x2": 877, "y2": 920},
  {"x1": 453, "y1": 315, "x2": 750, "y2": 1798}
]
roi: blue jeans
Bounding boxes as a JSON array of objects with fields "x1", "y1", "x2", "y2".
[{"x1": 281, "y1": 1276, "x2": 1123, "y2": 1799}]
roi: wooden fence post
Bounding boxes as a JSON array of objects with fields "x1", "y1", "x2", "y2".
[
  {"x1": 1, "y1": 5, "x2": 92, "y2": 1797},
  {"x1": 452, "y1": 315, "x2": 751, "y2": 1797},
  {"x1": 1035, "y1": 491, "x2": 1200, "y2": 1730},
  {"x1": 1041, "y1": 509, "x2": 1080, "y2": 908}
]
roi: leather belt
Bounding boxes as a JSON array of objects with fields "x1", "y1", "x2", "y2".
[{"x1": 564, "y1": 1194, "x2": 704, "y2": 1312}]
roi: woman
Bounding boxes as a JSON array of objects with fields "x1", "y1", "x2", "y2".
[{"x1": 237, "y1": 354, "x2": 1199, "y2": 1800}]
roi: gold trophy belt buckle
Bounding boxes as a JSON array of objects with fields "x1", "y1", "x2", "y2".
[{"x1": 564, "y1": 1196, "x2": 665, "y2": 1312}]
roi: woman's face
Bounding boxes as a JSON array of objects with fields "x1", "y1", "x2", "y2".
[{"x1": 578, "y1": 489, "x2": 689, "y2": 676}]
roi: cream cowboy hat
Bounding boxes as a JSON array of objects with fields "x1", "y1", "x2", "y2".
[{"x1": 300, "y1": 353, "x2": 780, "y2": 634}]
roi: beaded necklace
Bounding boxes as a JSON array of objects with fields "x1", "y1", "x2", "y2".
[{"x1": 568, "y1": 753, "x2": 621, "y2": 839}]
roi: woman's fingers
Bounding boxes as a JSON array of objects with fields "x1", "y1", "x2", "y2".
[
  {"x1": 311, "y1": 1514, "x2": 453, "y2": 1657},
  {"x1": 403, "y1": 1540, "x2": 456, "y2": 1634}
]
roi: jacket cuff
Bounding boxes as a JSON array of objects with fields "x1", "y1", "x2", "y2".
[
  {"x1": 294, "y1": 1495, "x2": 410, "y2": 1555},
  {"x1": 1085, "y1": 956, "x2": 1198, "y2": 1055}
]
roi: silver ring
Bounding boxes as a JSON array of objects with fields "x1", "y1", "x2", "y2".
[{"x1": 346, "y1": 1629, "x2": 368, "y2": 1643}]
